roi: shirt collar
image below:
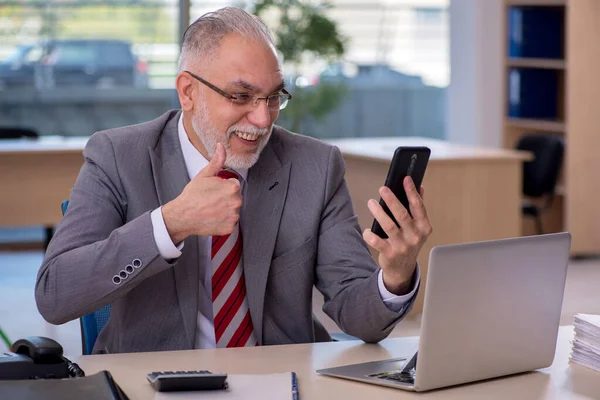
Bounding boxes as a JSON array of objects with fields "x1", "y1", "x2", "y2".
[{"x1": 177, "y1": 114, "x2": 248, "y2": 182}]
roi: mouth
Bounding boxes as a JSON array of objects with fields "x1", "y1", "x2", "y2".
[{"x1": 232, "y1": 131, "x2": 261, "y2": 144}]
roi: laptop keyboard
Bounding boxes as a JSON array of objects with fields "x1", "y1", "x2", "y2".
[
  {"x1": 368, "y1": 370, "x2": 415, "y2": 384},
  {"x1": 364, "y1": 352, "x2": 418, "y2": 385},
  {"x1": 367, "y1": 352, "x2": 417, "y2": 384}
]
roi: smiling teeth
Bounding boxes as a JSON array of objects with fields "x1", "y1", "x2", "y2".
[{"x1": 236, "y1": 131, "x2": 259, "y2": 141}]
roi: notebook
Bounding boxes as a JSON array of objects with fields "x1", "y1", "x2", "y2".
[
  {"x1": 0, "y1": 370, "x2": 129, "y2": 400},
  {"x1": 570, "y1": 313, "x2": 600, "y2": 372},
  {"x1": 154, "y1": 372, "x2": 296, "y2": 400}
]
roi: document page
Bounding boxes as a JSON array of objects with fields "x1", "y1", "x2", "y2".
[
  {"x1": 570, "y1": 313, "x2": 600, "y2": 372},
  {"x1": 154, "y1": 372, "x2": 294, "y2": 400}
]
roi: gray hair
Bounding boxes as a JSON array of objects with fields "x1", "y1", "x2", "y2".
[{"x1": 178, "y1": 7, "x2": 276, "y2": 72}]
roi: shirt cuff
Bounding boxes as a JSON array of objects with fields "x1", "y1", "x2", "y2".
[
  {"x1": 150, "y1": 207, "x2": 184, "y2": 260},
  {"x1": 377, "y1": 265, "x2": 421, "y2": 313}
]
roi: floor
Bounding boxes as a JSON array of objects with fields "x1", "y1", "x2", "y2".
[{"x1": 1, "y1": 250, "x2": 599, "y2": 357}]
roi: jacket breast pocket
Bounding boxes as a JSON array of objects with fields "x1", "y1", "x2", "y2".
[{"x1": 269, "y1": 236, "x2": 317, "y2": 277}]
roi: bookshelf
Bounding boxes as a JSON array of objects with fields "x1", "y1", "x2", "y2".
[
  {"x1": 505, "y1": 118, "x2": 565, "y2": 132},
  {"x1": 502, "y1": 0, "x2": 600, "y2": 255},
  {"x1": 506, "y1": 0, "x2": 566, "y2": 5},
  {"x1": 506, "y1": 58, "x2": 566, "y2": 69}
]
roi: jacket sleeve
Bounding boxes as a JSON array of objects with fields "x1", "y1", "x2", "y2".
[
  {"x1": 314, "y1": 145, "x2": 419, "y2": 343},
  {"x1": 35, "y1": 132, "x2": 175, "y2": 325}
]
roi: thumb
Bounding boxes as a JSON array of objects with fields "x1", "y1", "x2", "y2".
[{"x1": 198, "y1": 142, "x2": 226, "y2": 177}]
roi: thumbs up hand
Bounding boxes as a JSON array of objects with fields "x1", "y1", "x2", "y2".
[{"x1": 162, "y1": 143, "x2": 243, "y2": 244}]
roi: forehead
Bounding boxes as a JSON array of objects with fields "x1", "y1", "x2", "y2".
[{"x1": 208, "y1": 33, "x2": 283, "y2": 91}]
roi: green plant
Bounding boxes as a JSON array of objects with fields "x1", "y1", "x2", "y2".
[{"x1": 253, "y1": 0, "x2": 348, "y2": 134}]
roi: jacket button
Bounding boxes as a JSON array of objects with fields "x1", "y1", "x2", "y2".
[
  {"x1": 132, "y1": 258, "x2": 142, "y2": 268},
  {"x1": 125, "y1": 264, "x2": 134, "y2": 274},
  {"x1": 119, "y1": 270, "x2": 128, "y2": 279},
  {"x1": 112, "y1": 275, "x2": 122, "y2": 285}
]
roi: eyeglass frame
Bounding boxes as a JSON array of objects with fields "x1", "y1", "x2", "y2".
[{"x1": 183, "y1": 70, "x2": 292, "y2": 110}]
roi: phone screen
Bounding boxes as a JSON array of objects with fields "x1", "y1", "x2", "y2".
[{"x1": 371, "y1": 146, "x2": 431, "y2": 239}]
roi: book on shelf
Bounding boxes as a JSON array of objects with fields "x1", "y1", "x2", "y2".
[
  {"x1": 508, "y1": 6, "x2": 564, "y2": 59},
  {"x1": 508, "y1": 67, "x2": 559, "y2": 119},
  {"x1": 569, "y1": 313, "x2": 600, "y2": 373}
]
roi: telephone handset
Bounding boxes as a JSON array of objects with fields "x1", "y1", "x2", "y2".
[{"x1": 0, "y1": 336, "x2": 84, "y2": 380}]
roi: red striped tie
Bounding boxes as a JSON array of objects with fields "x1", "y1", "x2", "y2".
[{"x1": 211, "y1": 170, "x2": 257, "y2": 348}]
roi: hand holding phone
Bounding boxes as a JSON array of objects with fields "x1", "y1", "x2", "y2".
[{"x1": 365, "y1": 146, "x2": 433, "y2": 296}]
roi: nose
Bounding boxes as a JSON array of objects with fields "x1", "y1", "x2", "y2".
[{"x1": 246, "y1": 100, "x2": 273, "y2": 129}]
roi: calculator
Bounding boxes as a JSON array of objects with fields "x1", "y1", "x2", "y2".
[{"x1": 146, "y1": 370, "x2": 228, "y2": 392}]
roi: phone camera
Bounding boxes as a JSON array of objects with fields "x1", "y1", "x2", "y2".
[{"x1": 408, "y1": 154, "x2": 417, "y2": 176}]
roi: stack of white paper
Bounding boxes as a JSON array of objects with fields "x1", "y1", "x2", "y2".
[{"x1": 570, "y1": 313, "x2": 600, "y2": 372}]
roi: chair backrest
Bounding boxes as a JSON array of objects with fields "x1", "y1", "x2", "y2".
[
  {"x1": 0, "y1": 127, "x2": 39, "y2": 139},
  {"x1": 80, "y1": 305, "x2": 111, "y2": 355},
  {"x1": 61, "y1": 200, "x2": 111, "y2": 355},
  {"x1": 516, "y1": 134, "x2": 564, "y2": 198}
]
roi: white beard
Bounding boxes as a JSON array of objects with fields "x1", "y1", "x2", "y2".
[{"x1": 191, "y1": 102, "x2": 272, "y2": 170}]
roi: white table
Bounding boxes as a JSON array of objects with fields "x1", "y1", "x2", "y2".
[{"x1": 72, "y1": 326, "x2": 600, "y2": 399}]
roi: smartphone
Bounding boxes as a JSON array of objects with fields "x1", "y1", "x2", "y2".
[{"x1": 371, "y1": 146, "x2": 431, "y2": 239}]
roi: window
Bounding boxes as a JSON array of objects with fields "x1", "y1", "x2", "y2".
[
  {"x1": 265, "y1": 0, "x2": 450, "y2": 140},
  {"x1": 0, "y1": 2, "x2": 179, "y2": 136},
  {"x1": 52, "y1": 44, "x2": 97, "y2": 66}
]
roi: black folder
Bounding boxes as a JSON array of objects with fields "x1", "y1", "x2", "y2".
[{"x1": 0, "y1": 370, "x2": 129, "y2": 400}]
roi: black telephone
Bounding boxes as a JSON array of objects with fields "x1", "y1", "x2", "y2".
[{"x1": 0, "y1": 336, "x2": 84, "y2": 380}]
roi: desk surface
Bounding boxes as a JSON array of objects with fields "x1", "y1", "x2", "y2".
[
  {"x1": 0, "y1": 136, "x2": 88, "y2": 154},
  {"x1": 327, "y1": 137, "x2": 532, "y2": 162},
  {"x1": 72, "y1": 326, "x2": 600, "y2": 399},
  {"x1": 0, "y1": 136, "x2": 530, "y2": 161}
]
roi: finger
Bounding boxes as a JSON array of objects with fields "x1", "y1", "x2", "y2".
[
  {"x1": 229, "y1": 178, "x2": 241, "y2": 188},
  {"x1": 368, "y1": 198, "x2": 402, "y2": 239},
  {"x1": 408, "y1": 180, "x2": 432, "y2": 236},
  {"x1": 378, "y1": 186, "x2": 416, "y2": 237},
  {"x1": 363, "y1": 228, "x2": 390, "y2": 253},
  {"x1": 227, "y1": 178, "x2": 242, "y2": 195},
  {"x1": 404, "y1": 176, "x2": 427, "y2": 221},
  {"x1": 198, "y1": 142, "x2": 226, "y2": 177}
]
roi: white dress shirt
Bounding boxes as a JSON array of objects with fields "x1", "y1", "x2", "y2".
[{"x1": 149, "y1": 115, "x2": 420, "y2": 348}]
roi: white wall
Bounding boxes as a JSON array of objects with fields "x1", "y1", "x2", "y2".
[{"x1": 447, "y1": 0, "x2": 503, "y2": 147}]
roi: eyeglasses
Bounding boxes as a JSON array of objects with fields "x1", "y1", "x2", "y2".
[{"x1": 184, "y1": 70, "x2": 292, "y2": 111}]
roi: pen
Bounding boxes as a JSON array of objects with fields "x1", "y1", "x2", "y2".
[{"x1": 292, "y1": 372, "x2": 299, "y2": 400}]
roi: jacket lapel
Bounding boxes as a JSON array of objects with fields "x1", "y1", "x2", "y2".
[
  {"x1": 149, "y1": 111, "x2": 198, "y2": 348},
  {"x1": 243, "y1": 137, "x2": 290, "y2": 344}
]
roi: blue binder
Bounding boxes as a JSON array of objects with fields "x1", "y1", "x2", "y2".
[
  {"x1": 508, "y1": 67, "x2": 559, "y2": 119},
  {"x1": 508, "y1": 6, "x2": 564, "y2": 59}
]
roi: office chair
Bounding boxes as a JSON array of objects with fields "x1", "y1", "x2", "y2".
[
  {"x1": 61, "y1": 200, "x2": 112, "y2": 355},
  {"x1": 0, "y1": 126, "x2": 38, "y2": 139},
  {"x1": 80, "y1": 306, "x2": 112, "y2": 355},
  {"x1": 516, "y1": 134, "x2": 564, "y2": 235}
]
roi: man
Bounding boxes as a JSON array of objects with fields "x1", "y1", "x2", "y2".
[{"x1": 35, "y1": 7, "x2": 432, "y2": 354}]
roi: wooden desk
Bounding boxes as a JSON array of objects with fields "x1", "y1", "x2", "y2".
[
  {"x1": 72, "y1": 326, "x2": 600, "y2": 399},
  {"x1": 326, "y1": 137, "x2": 531, "y2": 314},
  {"x1": 0, "y1": 136, "x2": 87, "y2": 227}
]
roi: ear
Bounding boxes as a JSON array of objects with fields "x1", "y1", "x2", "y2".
[{"x1": 176, "y1": 72, "x2": 195, "y2": 112}]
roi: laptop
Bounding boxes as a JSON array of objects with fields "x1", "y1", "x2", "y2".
[{"x1": 317, "y1": 232, "x2": 571, "y2": 392}]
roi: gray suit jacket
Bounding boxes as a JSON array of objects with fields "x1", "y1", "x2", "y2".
[{"x1": 36, "y1": 110, "x2": 417, "y2": 354}]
